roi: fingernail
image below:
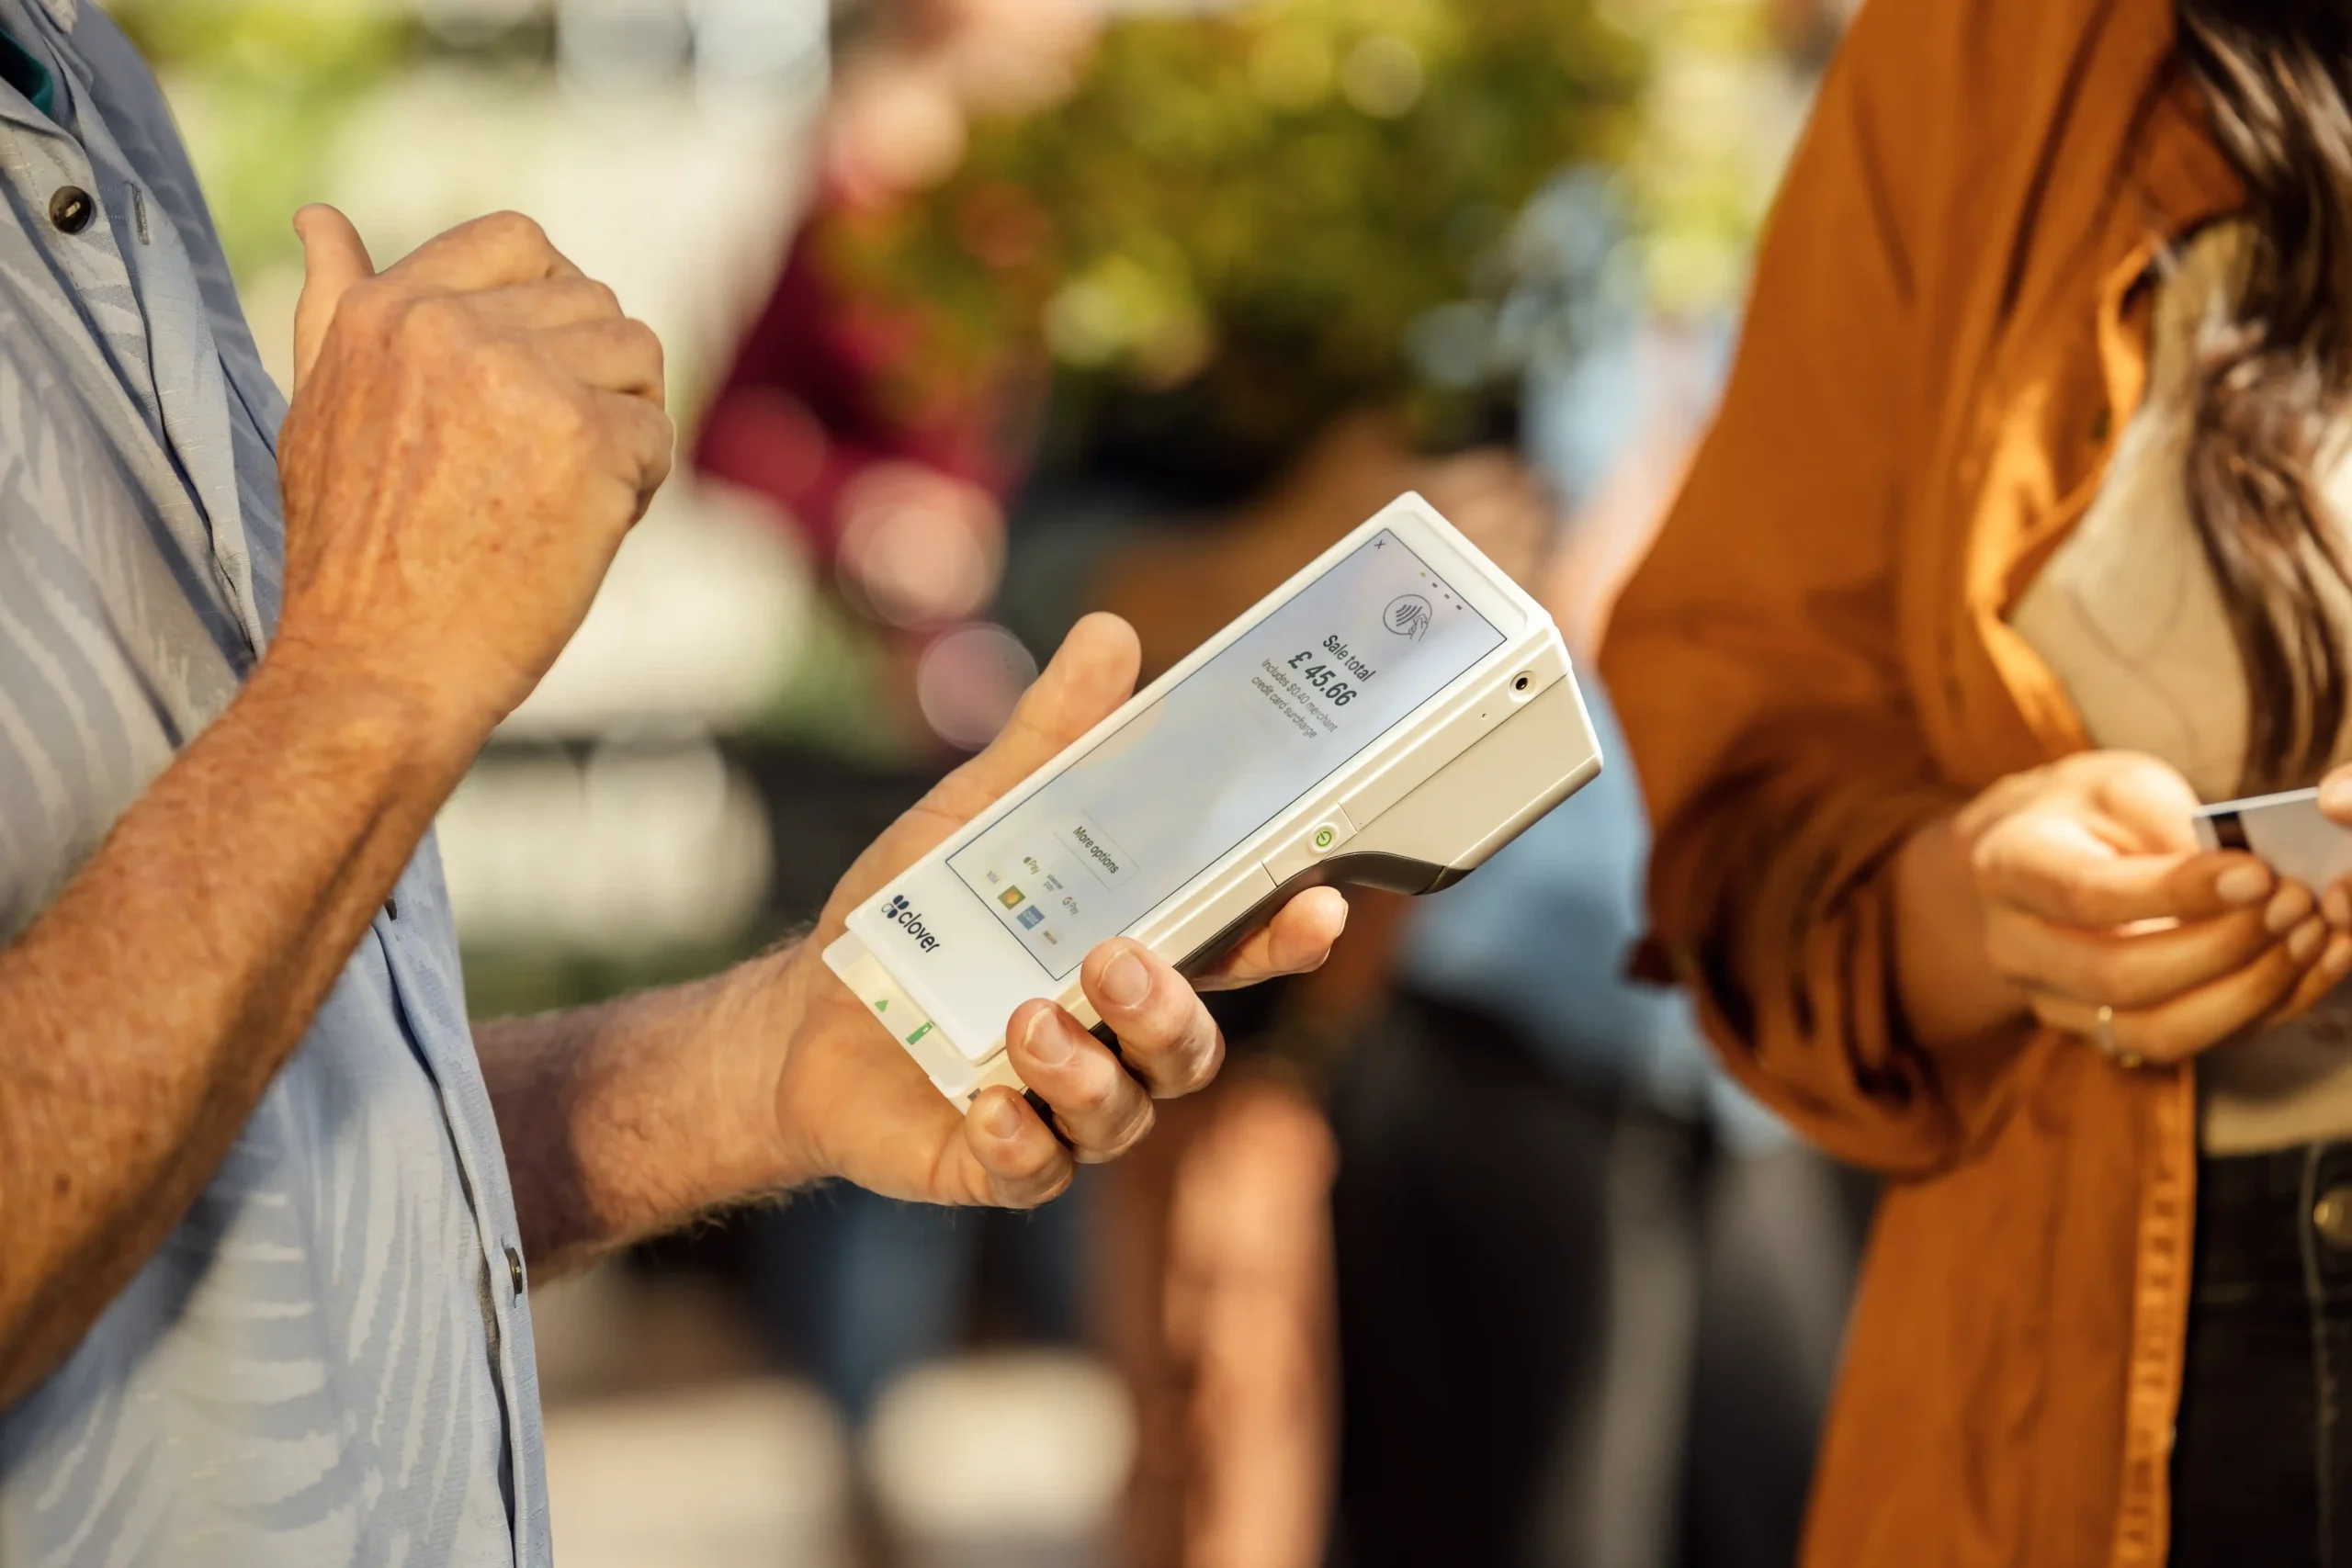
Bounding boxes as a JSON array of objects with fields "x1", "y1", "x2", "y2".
[
  {"x1": 2268, "y1": 884, "x2": 2314, "y2": 935},
  {"x1": 2329, "y1": 938, "x2": 2352, "y2": 977},
  {"x1": 1100, "y1": 949, "x2": 1150, "y2": 1010},
  {"x1": 2329, "y1": 887, "x2": 2352, "y2": 931},
  {"x1": 2292, "y1": 919, "x2": 2325, "y2": 963},
  {"x1": 979, "y1": 1094, "x2": 1022, "y2": 1141},
  {"x1": 1023, "y1": 1008, "x2": 1074, "y2": 1067},
  {"x1": 2218, "y1": 863, "x2": 2273, "y2": 906},
  {"x1": 2324, "y1": 778, "x2": 2352, "y2": 818}
]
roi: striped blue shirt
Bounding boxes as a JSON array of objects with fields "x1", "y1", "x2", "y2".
[{"x1": 0, "y1": 4, "x2": 548, "y2": 1563}]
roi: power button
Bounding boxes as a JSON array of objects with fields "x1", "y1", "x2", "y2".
[{"x1": 1267, "y1": 810, "x2": 1358, "y2": 884}]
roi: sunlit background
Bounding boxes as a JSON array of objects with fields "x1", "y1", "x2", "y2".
[{"x1": 109, "y1": 0, "x2": 1840, "y2": 1562}]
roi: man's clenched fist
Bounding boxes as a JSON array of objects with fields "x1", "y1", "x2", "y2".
[{"x1": 273, "y1": 207, "x2": 673, "y2": 749}]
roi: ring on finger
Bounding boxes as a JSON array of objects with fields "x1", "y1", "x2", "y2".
[{"x1": 2095, "y1": 1004, "x2": 2145, "y2": 1071}]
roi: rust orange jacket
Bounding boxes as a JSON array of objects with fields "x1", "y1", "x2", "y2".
[{"x1": 1600, "y1": 0, "x2": 2245, "y2": 1563}]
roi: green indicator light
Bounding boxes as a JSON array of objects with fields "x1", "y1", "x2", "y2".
[
  {"x1": 1314, "y1": 828, "x2": 1335, "y2": 851},
  {"x1": 905, "y1": 1021, "x2": 933, "y2": 1046}
]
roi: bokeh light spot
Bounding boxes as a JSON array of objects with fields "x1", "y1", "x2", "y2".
[
  {"x1": 916, "y1": 623, "x2": 1040, "y2": 751},
  {"x1": 1340, "y1": 35, "x2": 1423, "y2": 119}
]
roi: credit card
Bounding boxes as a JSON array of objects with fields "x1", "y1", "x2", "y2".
[{"x1": 2193, "y1": 787, "x2": 2352, "y2": 890}]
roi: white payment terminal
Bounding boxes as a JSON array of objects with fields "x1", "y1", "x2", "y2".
[{"x1": 824, "y1": 491, "x2": 1605, "y2": 1108}]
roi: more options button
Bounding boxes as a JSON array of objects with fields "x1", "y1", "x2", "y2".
[{"x1": 1057, "y1": 811, "x2": 1137, "y2": 890}]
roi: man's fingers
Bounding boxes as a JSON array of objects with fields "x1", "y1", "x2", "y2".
[
  {"x1": 470, "y1": 276, "x2": 628, "y2": 334},
  {"x1": 1985, "y1": 886, "x2": 2309, "y2": 1010},
  {"x1": 594, "y1": 391, "x2": 676, "y2": 516},
  {"x1": 544, "y1": 317, "x2": 666, "y2": 406},
  {"x1": 923, "y1": 613, "x2": 1142, "y2": 822},
  {"x1": 949, "y1": 1088, "x2": 1073, "y2": 1208},
  {"x1": 1004, "y1": 1000, "x2": 1159, "y2": 1161},
  {"x1": 2033, "y1": 916, "x2": 2326, "y2": 1065},
  {"x1": 1195, "y1": 886, "x2": 1350, "y2": 992},
  {"x1": 392, "y1": 209, "x2": 583, "y2": 292},
  {"x1": 1976, "y1": 812, "x2": 2272, "y2": 927},
  {"x1": 810, "y1": 615, "x2": 1136, "y2": 939},
  {"x1": 291, "y1": 205, "x2": 375, "y2": 394},
  {"x1": 1074, "y1": 939, "x2": 1225, "y2": 1099}
]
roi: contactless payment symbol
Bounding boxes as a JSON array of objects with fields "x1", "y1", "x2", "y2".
[
  {"x1": 1000, "y1": 886, "x2": 1025, "y2": 908},
  {"x1": 1384, "y1": 594, "x2": 1432, "y2": 640},
  {"x1": 1018, "y1": 906, "x2": 1046, "y2": 930}
]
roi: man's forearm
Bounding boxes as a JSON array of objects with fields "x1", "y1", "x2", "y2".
[
  {"x1": 0, "y1": 648, "x2": 473, "y2": 1404},
  {"x1": 478, "y1": 948, "x2": 806, "y2": 1278}
]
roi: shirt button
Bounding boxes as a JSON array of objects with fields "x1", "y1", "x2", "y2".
[
  {"x1": 2313, "y1": 1185, "x2": 2352, "y2": 1248},
  {"x1": 48, "y1": 186, "x2": 93, "y2": 235},
  {"x1": 505, "y1": 1246, "x2": 526, "y2": 1298}
]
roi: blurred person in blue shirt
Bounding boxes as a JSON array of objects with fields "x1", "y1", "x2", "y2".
[{"x1": 1325, "y1": 175, "x2": 1868, "y2": 1568}]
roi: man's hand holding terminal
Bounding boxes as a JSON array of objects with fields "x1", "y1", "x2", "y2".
[
  {"x1": 767, "y1": 614, "x2": 1351, "y2": 1216},
  {"x1": 277, "y1": 209, "x2": 1346, "y2": 1256},
  {"x1": 0, "y1": 208, "x2": 1340, "y2": 1404}
]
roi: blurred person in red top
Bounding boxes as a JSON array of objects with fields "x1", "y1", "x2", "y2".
[
  {"x1": 697, "y1": 0, "x2": 1093, "y2": 605},
  {"x1": 693, "y1": 6, "x2": 1113, "y2": 1514},
  {"x1": 697, "y1": 0, "x2": 1563, "y2": 750}
]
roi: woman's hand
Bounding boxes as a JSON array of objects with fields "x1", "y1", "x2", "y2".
[
  {"x1": 1896, "y1": 751, "x2": 2349, "y2": 1063},
  {"x1": 2310, "y1": 766, "x2": 2352, "y2": 931}
]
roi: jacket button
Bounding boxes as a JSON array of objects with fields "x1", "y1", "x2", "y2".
[
  {"x1": 2313, "y1": 1186, "x2": 2352, "y2": 1247},
  {"x1": 505, "y1": 1246, "x2": 526, "y2": 1297},
  {"x1": 48, "y1": 186, "x2": 93, "y2": 234}
]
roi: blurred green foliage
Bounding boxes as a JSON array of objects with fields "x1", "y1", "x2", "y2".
[
  {"x1": 104, "y1": 0, "x2": 415, "y2": 280},
  {"x1": 1616, "y1": 0, "x2": 1802, "y2": 318},
  {"x1": 824, "y1": 0, "x2": 1646, "y2": 474}
]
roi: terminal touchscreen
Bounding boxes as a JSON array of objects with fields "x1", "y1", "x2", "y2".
[{"x1": 826, "y1": 492, "x2": 1604, "y2": 1107}]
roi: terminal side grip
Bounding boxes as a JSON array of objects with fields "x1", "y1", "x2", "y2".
[
  {"x1": 1044, "y1": 855, "x2": 1444, "y2": 1115},
  {"x1": 1171, "y1": 851, "x2": 1455, "y2": 980}
]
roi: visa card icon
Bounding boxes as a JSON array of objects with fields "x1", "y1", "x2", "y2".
[{"x1": 1017, "y1": 905, "x2": 1046, "y2": 930}]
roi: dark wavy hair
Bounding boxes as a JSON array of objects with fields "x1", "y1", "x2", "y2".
[{"x1": 2177, "y1": 0, "x2": 2352, "y2": 791}]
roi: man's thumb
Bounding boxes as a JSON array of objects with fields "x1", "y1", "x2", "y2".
[{"x1": 291, "y1": 205, "x2": 374, "y2": 395}]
